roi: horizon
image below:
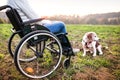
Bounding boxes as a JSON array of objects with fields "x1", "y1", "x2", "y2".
[{"x1": 0, "y1": 0, "x2": 120, "y2": 16}]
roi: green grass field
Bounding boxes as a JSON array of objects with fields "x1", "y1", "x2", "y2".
[{"x1": 0, "y1": 24, "x2": 120, "y2": 80}]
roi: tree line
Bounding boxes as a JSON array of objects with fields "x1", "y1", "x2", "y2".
[
  {"x1": 0, "y1": 11, "x2": 120, "y2": 25},
  {"x1": 48, "y1": 12, "x2": 120, "y2": 25}
]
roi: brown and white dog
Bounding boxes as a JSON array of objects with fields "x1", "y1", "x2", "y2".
[{"x1": 81, "y1": 32, "x2": 103, "y2": 56}]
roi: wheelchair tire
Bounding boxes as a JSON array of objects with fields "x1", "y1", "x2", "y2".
[
  {"x1": 8, "y1": 32, "x2": 21, "y2": 58},
  {"x1": 63, "y1": 58, "x2": 70, "y2": 69},
  {"x1": 14, "y1": 30, "x2": 62, "y2": 79}
]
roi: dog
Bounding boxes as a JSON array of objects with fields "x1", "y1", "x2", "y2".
[{"x1": 81, "y1": 32, "x2": 103, "y2": 56}]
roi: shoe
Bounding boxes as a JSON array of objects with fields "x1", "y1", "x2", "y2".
[
  {"x1": 73, "y1": 48, "x2": 80, "y2": 53},
  {"x1": 62, "y1": 46, "x2": 80, "y2": 56}
]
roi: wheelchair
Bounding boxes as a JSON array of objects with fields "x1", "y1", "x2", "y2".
[{"x1": 0, "y1": 5, "x2": 75, "y2": 79}]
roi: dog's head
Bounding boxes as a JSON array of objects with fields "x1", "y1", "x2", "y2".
[
  {"x1": 82, "y1": 32, "x2": 100, "y2": 43},
  {"x1": 87, "y1": 32, "x2": 99, "y2": 41}
]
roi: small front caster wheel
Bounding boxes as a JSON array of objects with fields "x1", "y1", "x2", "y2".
[{"x1": 63, "y1": 58, "x2": 70, "y2": 69}]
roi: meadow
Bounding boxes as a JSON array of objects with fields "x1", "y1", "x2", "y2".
[{"x1": 0, "y1": 24, "x2": 120, "y2": 80}]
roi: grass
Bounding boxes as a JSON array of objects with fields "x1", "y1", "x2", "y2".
[
  {"x1": 0, "y1": 24, "x2": 120, "y2": 80},
  {"x1": 73, "y1": 56, "x2": 111, "y2": 69},
  {"x1": 0, "y1": 24, "x2": 12, "y2": 39},
  {"x1": 113, "y1": 69, "x2": 120, "y2": 79},
  {"x1": 0, "y1": 53, "x2": 5, "y2": 59}
]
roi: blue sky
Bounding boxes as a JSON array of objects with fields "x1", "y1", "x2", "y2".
[{"x1": 0, "y1": 0, "x2": 120, "y2": 16}]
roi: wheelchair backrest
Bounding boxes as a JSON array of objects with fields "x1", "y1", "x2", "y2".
[
  {"x1": 5, "y1": 7, "x2": 50, "y2": 38},
  {"x1": 6, "y1": 9, "x2": 23, "y2": 32}
]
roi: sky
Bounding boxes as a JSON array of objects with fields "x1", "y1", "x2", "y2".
[{"x1": 0, "y1": 0, "x2": 120, "y2": 16}]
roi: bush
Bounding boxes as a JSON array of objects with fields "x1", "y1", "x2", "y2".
[{"x1": 0, "y1": 18, "x2": 8, "y2": 23}]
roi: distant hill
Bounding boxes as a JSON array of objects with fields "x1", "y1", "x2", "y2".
[
  {"x1": 85, "y1": 12, "x2": 120, "y2": 19},
  {"x1": 80, "y1": 12, "x2": 120, "y2": 24}
]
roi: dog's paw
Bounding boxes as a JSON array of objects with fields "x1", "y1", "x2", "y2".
[
  {"x1": 82, "y1": 54, "x2": 86, "y2": 56},
  {"x1": 93, "y1": 54, "x2": 96, "y2": 57},
  {"x1": 90, "y1": 51, "x2": 93, "y2": 54},
  {"x1": 99, "y1": 52, "x2": 103, "y2": 55}
]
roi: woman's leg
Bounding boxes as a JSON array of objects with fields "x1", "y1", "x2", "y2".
[
  {"x1": 44, "y1": 21, "x2": 70, "y2": 51},
  {"x1": 43, "y1": 21, "x2": 67, "y2": 34}
]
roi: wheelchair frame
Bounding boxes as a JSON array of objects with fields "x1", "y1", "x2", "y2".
[{"x1": 0, "y1": 5, "x2": 74, "y2": 79}]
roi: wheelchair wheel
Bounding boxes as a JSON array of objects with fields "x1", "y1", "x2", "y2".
[
  {"x1": 14, "y1": 30, "x2": 62, "y2": 79},
  {"x1": 63, "y1": 58, "x2": 70, "y2": 69},
  {"x1": 8, "y1": 32, "x2": 21, "y2": 58}
]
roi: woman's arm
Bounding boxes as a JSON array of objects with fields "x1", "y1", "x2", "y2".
[{"x1": 14, "y1": 0, "x2": 40, "y2": 19}]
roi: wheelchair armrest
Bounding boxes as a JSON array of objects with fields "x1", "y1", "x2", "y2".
[{"x1": 23, "y1": 18, "x2": 45, "y2": 25}]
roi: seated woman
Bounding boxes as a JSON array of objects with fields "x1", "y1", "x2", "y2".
[
  {"x1": 7, "y1": 0, "x2": 66, "y2": 34},
  {"x1": 7, "y1": 0, "x2": 79, "y2": 53}
]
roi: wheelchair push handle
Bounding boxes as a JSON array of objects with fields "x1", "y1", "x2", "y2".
[{"x1": 0, "y1": 5, "x2": 12, "y2": 11}]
